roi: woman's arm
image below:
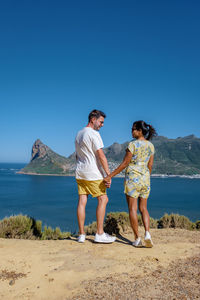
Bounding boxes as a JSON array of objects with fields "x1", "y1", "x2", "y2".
[
  {"x1": 104, "y1": 150, "x2": 133, "y2": 184},
  {"x1": 147, "y1": 154, "x2": 154, "y2": 174}
]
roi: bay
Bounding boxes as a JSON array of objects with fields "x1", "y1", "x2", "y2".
[{"x1": 0, "y1": 163, "x2": 200, "y2": 232}]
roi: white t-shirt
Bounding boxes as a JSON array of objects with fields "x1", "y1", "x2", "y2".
[{"x1": 75, "y1": 127, "x2": 105, "y2": 180}]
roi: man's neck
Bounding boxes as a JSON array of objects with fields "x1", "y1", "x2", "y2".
[{"x1": 86, "y1": 123, "x2": 94, "y2": 129}]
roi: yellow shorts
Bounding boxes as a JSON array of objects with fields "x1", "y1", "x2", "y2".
[{"x1": 76, "y1": 179, "x2": 106, "y2": 198}]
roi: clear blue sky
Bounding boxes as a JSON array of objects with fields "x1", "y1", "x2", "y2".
[{"x1": 1, "y1": 0, "x2": 200, "y2": 162}]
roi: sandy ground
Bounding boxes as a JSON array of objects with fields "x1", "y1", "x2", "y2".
[{"x1": 0, "y1": 228, "x2": 200, "y2": 300}]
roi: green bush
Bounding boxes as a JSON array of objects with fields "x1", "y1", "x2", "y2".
[
  {"x1": 85, "y1": 221, "x2": 97, "y2": 235},
  {"x1": 0, "y1": 215, "x2": 42, "y2": 239},
  {"x1": 149, "y1": 217, "x2": 158, "y2": 228},
  {"x1": 0, "y1": 215, "x2": 70, "y2": 240},
  {"x1": 104, "y1": 212, "x2": 158, "y2": 235},
  {"x1": 195, "y1": 220, "x2": 200, "y2": 230},
  {"x1": 104, "y1": 212, "x2": 130, "y2": 235},
  {"x1": 41, "y1": 226, "x2": 70, "y2": 240},
  {"x1": 158, "y1": 213, "x2": 195, "y2": 230},
  {"x1": 0, "y1": 212, "x2": 198, "y2": 240}
]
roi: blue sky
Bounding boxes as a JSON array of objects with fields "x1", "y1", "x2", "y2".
[{"x1": 1, "y1": 0, "x2": 200, "y2": 162}]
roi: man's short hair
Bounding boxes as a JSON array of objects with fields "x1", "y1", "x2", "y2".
[{"x1": 88, "y1": 109, "x2": 106, "y2": 122}]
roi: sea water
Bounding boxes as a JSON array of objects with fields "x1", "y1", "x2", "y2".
[{"x1": 0, "y1": 163, "x2": 200, "y2": 232}]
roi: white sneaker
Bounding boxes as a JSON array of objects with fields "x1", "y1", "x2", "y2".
[
  {"x1": 144, "y1": 231, "x2": 153, "y2": 248},
  {"x1": 132, "y1": 237, "x2": 143, "y2": 247},
  {"x1": 94, "y1": 232, "x2": 116, "y2": 243},
  {"x1": 77, "y1": 234, "x2": 86, "y2": 243}
]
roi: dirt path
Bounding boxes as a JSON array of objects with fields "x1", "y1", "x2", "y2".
[{"x1": 0, "y1": 228, "x2": 200, "y2": 300}]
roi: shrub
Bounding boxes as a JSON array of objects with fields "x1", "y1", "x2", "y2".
[
  {"x1": 149, "y1": 217, "x2": 158, "y2": 228},
  {"x1": 0, "y1": 215, "x2": 70, "y2": 240},
  {"x1": 195, "y1": 220, "x2": 200, "y2": 230},
  {"x1": 85, "y1": 212, "x2": 131, "y2": 235},
  {"x1": 104, "y1": 212, "x2": 158, "y2": 235},
  {"x1": 104, "y1": 212, "x2": 131, "y2": 235},
  {"x1": 0, "y1": 215, "x2": 41, "y2": 239},
  {"x1": 85, "y1": 221, "x2": 97, "y2": 235},
  {"x1": 158, "y1": 213, "x2": 195, "y2": 230},
  {"x1": 41, "y1": 226, "x2": 70, "y2": 240}
]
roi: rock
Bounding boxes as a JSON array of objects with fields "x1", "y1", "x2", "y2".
[
  {"x1": 31, "y1": 139, "x2": 49, "y2": 161},
  {"x1": 9, "y1": 280, "x2": 15, "y2": 286}
]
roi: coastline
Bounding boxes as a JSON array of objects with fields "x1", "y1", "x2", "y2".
[
  {"x1": 16, "y1": 171, "x2": 74, "y2": 177},
  {"x1": 17, "y1": 171, "x2": 200, "y2": 179},
  {"x1": 151, "y1": 173, "x2": 200, "y2": 179}
]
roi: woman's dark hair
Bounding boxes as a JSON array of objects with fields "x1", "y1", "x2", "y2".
[
  {"x1": 132, "y1": 120, "x2": 157, "y2": 140},
  {"x1": 88, "y1": 109, "x2": 106, "y2": 122}
]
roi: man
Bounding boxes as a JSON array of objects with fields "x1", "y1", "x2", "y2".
[{"x1": 75, "y1": 109, "x2": 116, "y2": 243}]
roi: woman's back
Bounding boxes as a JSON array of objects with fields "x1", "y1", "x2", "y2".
[{"x1": 126, "y1": 140, "x2": 154, "y2": 176}]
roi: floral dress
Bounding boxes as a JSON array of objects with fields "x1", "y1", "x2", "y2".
[{"x1": 124, "y1": 140, "x2": 155, "y2": 199}]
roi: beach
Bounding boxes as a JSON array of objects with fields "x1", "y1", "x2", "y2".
[{"x1": 1, "y1": 227, "x2": 200, "y2": 300}]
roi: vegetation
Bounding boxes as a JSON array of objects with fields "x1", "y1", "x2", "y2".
[
  {"x1": 0, "y1": 213, "x2": 199, "y2": 240},
  {"x1": 157, "y1": 213, "x2": 196, "y2": 230},
  {"x1": 0, "y1": 215, "x2": 70, "y2": 240},
  {"x1": 85, "y1": 212, "x2": 200, "y2": 235}
]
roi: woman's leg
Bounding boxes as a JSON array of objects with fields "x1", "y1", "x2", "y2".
[
  {"x1": 138, "y1": 197, "x2": 150, "y2": 232},
  {"x1": 126, "y1": 195, "x2": 139, "y2": 239}
]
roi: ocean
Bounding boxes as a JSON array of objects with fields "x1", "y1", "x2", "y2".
[{"x1": 0, "y1": 163, "x2": 200, "y2": 232}]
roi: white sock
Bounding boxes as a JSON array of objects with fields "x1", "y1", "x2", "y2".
[{"x1": 145, "y1": 231, "x2": 151, "y2": 239}]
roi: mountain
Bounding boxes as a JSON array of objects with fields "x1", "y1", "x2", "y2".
[
  {"x1": 104, "y1": 135, "x2": 200, "y2": 175},
  {"x1": 18, "y1": 139, "x2": 75, "y2": 175},
  {"x1": 151, "y1": 135, "x2": 200, "y2": 175},
  {"x1": 18, "y1": 135, "x2": 200, "y2": 176}
]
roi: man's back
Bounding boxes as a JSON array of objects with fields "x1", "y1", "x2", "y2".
[
  {"x1": 75, "y1": 109, "x2": 116, "y2": 244},
  {"x1": 75, "y1": 127, "x2": 104, "y2": 180}
]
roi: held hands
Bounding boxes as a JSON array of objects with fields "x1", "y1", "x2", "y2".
[{"x1": 104, "y1": 175, "x2": 112, "y2": 188}]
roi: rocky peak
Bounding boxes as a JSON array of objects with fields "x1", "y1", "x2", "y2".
[
  {"x1": 31, "y1": 139, "x2": 49, "y2": 161},
  {"x1": 111, "y1": 143, "x2": 123, "y2": 154}
]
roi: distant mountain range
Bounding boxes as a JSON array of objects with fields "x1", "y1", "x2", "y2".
[{"x1": 18, "y1": 135, "x2": 200, "y2": 176}]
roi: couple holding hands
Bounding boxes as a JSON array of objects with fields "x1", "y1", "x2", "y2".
[{"x1": 75, "y1": 109, "x2": 157, "y2": 247}]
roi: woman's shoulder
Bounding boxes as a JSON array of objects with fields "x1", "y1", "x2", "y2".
[
  {"x1": 146, "y1": 140, "x2": 154, "y2": 146},
  {"x1": 128, "y1": 139, "x2": 135, "y2": 145},
  {"x1": 146, "y1": 140, "x2": 155, "y2": 152},
  {"x1": 128, "y1": 139, "x2": 154, "y2": 148}
]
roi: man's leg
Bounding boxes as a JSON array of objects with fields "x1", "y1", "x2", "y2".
[
  {"x1": 77, "y1": 194, "x2": 88, "y2": 234},
  {"x1": 96, "y1": 194, "x2": 108, "y2": 234},
  {"x1": 94, "y1": 194, "x2": 115, "y2": 243}
]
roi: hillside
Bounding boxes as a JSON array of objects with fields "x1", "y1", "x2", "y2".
[
  {"x1": 104, "y1": 135, "x2": 200, "y2": 175},
  {"x1": 18, "y1": 135, "x2": 200, "y2": 176},
  {"x1": 18, "y1": 139, "x2": 75, "y2": 175}
]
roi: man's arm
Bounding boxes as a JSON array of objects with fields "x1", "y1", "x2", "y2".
[{"x1": 96, "y1": 148, "x2": 110, "y2": 176}]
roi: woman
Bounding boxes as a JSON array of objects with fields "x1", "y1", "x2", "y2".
[{"x1": 104, "y1": 120, "x2": 157, "y2": 247}]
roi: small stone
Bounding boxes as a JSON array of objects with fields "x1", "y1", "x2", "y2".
[{"x1": 9, "y1": 280, "x2": 15, "y2": 286}]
